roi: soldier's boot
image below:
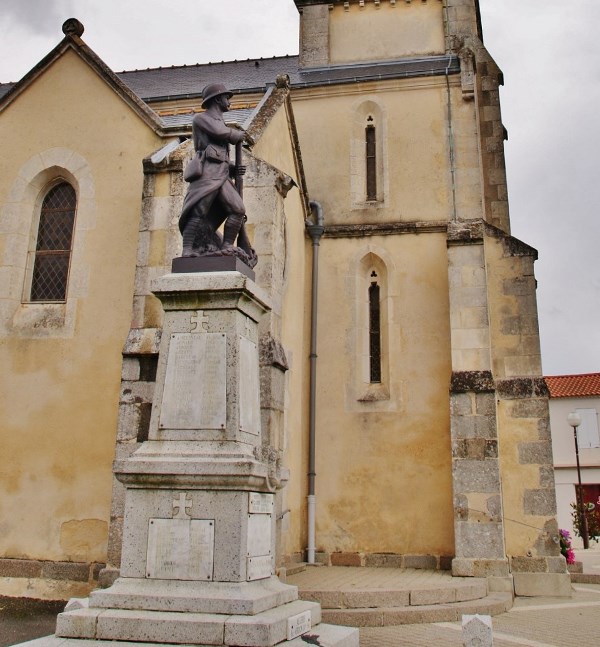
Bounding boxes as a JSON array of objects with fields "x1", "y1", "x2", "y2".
[
  {"x1": 222, "y1": 213, "x2": 245, "y2": 249},
  {"x1": 181, "y1": 218, "x2": 201, "y2": 257}
]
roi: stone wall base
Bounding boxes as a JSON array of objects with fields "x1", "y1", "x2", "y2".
[
  {"x1": 452, "y1": 558, "x2": 510, "y2": 578},
  {"x1": 0, "y1": 557, "x2": 104, "y2": 600},
  {"x1": 287, "y1": 552, "x2": 453, "y2": 570}
]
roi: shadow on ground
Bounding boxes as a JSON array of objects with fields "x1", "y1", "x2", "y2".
[{"x1": 0, "y1": 596, "x2": 64, "y2": 647}]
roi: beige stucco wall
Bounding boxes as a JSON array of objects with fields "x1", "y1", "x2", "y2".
[
  {"x1": 247, "y1": 99, "x2": 313, "y2": 558},
  {"x1": 285, "y1": 53, "x2": 484, "y2": 558},
  {"x1": 292, "y1": 77, "x2": 474, "y2": 226},
  {"x1": 0, "y1": 48, "x2": 162, "y2": 590},
  {"x1": 310, "y1": 233, "x2": 454, "y2": 555},
  {"x1": 329, "y1": 2, "x2": 445, "y2": 64}
]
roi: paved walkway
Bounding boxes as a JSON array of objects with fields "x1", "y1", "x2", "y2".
[
  {"x1": 359, "y1": 584, "x2": 600, "y2": 646},
  {"x1": 3, "y1": 547, "x2": 600, "y2": 646}
]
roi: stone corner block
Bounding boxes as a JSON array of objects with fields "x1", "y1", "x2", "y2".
[
  {"x1": 224, "y1": 599, "x2": 321, "y2": 646},
  {"x1": 286, "y1": 622, "x2": 359, "y2": 646},
  {"x1": 330, "y1": 552, "x2": 362, "y2": 567},
  {"x1": 462, "y1": 614, "x2": 493, "y2": 647},
  {"x1": 513, "y1": 572, "x2": 572, "y2": 598},
  {"x1": 56, "y1": 608, "x2": 101, "y2": 639},
  {"x1": 452, "y1": 558, "x2": 509, "y2": 578},
  {"x1": 486, "y1": 575, "x2": 514, "y2": 593}
]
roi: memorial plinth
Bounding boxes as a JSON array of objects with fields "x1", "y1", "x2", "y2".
[{"x1": 53, "y1": 271, "x2": 358, "y2": 647}]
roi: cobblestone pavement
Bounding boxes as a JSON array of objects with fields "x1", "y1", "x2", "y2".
[{"x1": 359, "y1": 584, "x2": 600, "y2": 646}]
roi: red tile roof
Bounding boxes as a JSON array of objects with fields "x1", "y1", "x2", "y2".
[{"x1": 545, "y1": 373, "x2": 600, "y2": 398}]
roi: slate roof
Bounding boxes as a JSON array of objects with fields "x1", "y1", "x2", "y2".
[
  {"x1": 0, "y1": 83, "x2": 14, "y2": 99},
  {"x1": 545, "y1": 374, "x2": 600, "y2": 399},
  {"x1": 116, "y1": 54, "x2": 459, "y2": 101},
  {"x1": 117, "y1": 57, "x2": 299, "y2": 101}
]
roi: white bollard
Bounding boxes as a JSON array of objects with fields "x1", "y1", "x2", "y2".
[{"x1": 462, "y1": 614, "x2": 493, "y2": 647}]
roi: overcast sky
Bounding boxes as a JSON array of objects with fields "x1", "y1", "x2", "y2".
[{"x1": 1, "y1": 1, "x2": 598, "y2": 376}]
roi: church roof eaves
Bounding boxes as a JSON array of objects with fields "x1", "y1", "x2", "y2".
[{"x1": 117, "y1": 54, "x2": 459, "y2": 102}]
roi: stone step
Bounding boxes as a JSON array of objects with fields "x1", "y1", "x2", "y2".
[
  {"x1": 320, "y1": 592, "x2": 513, "y2": 627},
  {"x1": 22, "y1": 623, "x2": 359, "y2": 647},
  {"x1": 56, "y1": 599, "x2": 344, "y2": 646},
  {"x1": 299, "y1": 578, "x2": 488, "y2": 609}
]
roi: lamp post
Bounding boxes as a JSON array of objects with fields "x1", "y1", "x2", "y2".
[{"x1": 567, "y1": 412, "x2": 589, "y2": 549}]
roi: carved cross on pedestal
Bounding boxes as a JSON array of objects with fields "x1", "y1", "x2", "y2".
[
  {"x1": 190, "y1": 310, "x2": 209, "y2": 332},
  {"x1": 172, "y1": 492, "x2": 192, "y2": 519}
]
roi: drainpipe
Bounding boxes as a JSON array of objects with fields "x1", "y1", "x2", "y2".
[{"x1": 306, "y1": 200, "x2": 324, "y2": 565}]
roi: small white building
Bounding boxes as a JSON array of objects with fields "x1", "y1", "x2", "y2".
[{"x1": 546, "y1": 374, "x2": 600, "y2": 545}]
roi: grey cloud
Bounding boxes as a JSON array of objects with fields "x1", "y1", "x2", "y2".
[{"x1": 0, "y1": 0, "x2": 75, "y2": 35}]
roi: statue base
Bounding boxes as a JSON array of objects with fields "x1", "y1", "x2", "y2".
[
  {"x1": 172, "y1": 255, "x2": 255, "y2": 280},
  {"x1": 48, "y1": 271, "x2": 358, "y2": 647}
]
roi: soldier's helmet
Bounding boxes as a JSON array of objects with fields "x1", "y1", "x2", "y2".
[{"x1": 201, "y1": 83, "x2": 233, "y2": 108}]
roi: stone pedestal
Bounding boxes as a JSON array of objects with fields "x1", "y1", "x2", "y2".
[{"x1": 54, "y1": 271, "x2": 358, "y2": 647}]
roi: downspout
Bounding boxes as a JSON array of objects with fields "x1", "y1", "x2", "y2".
[{"x1": 306, "y1": 200, "x2": 324, "y2": 565}]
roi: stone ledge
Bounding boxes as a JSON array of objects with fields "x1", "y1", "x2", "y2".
[
  {"x1": 58, "y1": 599, "x2": 323, "y2": 646},
  {"x1": 90, "y1": 576, "x2": 298, "y2": 616}
]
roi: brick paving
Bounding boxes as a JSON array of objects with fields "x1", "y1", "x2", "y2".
[{"x1": 287, "y1": 565, "x2": 470, "y2": 594}]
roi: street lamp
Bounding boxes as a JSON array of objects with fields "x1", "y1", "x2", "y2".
[{"x1": 567, "y1": 411, "x2": 589, "y2": 549}]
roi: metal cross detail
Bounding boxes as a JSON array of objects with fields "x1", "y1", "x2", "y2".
[
  {"x1": 172, "y1": 492, "x2": 192, "y2": 519},
  {"x1": 190, "y1": 310, "x2": 209, "y2": 332}
]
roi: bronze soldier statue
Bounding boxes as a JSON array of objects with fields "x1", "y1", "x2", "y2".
[{"x1": 179, "y1": 83, "x2": 257, "y2": 267}]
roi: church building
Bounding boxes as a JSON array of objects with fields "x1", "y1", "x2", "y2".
[{"x1": 0, "y1": 0, "x2": 570, "y2": 602}]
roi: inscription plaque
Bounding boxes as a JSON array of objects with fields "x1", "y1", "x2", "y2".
[
  {"x1": 287, "y1": 610, "x2": 312, "y2": 640},
  {"x1": 247, "y1": 514, "x2": 272, "y2": 557},
  {"x1": 248, "y1": 492, "x2": 274, "y2": 514},
  {"x1": 146, "y1": 518, "x2": 214, "y2": 581},
  {"x1": 159, "y1": 333, "x2": 226, "y2": 430},
  {"x1": 247, "y1": 554, "x2": 273, "y2": 581},
  {"x1": 239, "y1": 335, "x2": 260, "y2": 435}
]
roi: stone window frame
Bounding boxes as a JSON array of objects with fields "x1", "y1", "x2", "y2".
[
  {"x1": 350, "y1": 99, "x2": 388, "y2": 209},
  {"x1": 0, "y1": 148, "x2": 95, "y2": 337},
  {"x1": 27, "y1": 179, "x2": 78, "y2": 303},
  {"x1": 355, "y1": 250, "x2": 391, "y2": 403}
]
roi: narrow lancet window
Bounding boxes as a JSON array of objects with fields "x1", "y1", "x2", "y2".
[
  {"x1": 369, "y1": 276, "x2": 381, "y2": 383},
  {"x1": 30, "y1": 182, "x2": 76, "y2": 301},
  {"x1": 366, "y1": 123, "x2": 377, "y2": 201}
]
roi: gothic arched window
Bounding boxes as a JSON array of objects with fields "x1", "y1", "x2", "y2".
[
  {"x1": 365, "y1": 122, "x2": 377, "y2": 201},
  {"x1": 30, "y1": 182, "x2": 77, "y2": 301},
  {"x1": 368, "y1": 272, "x2": 381, "y2": 382}
]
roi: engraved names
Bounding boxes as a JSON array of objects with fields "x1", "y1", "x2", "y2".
[
  {"x1": 159, "y1": 333, "x2": 226, "y2": 430},
  {"x1": 146, "y1": 518, "x2": 214, "y2": 581}
]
